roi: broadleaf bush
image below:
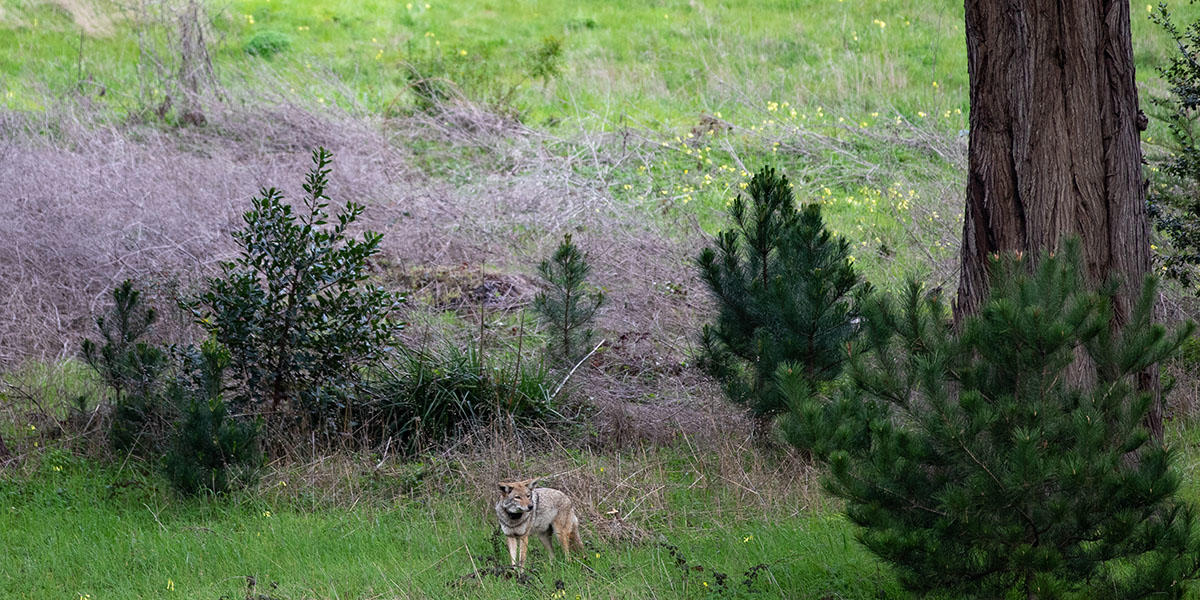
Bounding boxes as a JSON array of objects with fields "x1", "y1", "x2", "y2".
[{"x1": 187, "y1": 147, "x2": 404, "y2": 436}]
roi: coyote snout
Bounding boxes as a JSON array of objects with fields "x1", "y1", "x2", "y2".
[{"x1": 496, "y1": 479, "x2": 584, "y2": 567}]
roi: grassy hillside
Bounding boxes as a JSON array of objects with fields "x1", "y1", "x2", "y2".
[
  {"x1": 2, "y1": 1, "x2": 1192, "y2": 125},
  {"x1": 4, "y1": 0, "x2": 975, "y2": 124},
  {"x1": 0, "y1": 0, "x2": 1190, "y2": 122},
  {"x1": 4, "y1": 2, "x2": 1200, "y2": 599},
  {"x1": 1, "y1": 0, "x2": 1196, "y2": 290}
]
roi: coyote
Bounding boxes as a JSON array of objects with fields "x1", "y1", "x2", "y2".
[{"x1": 495, "y1": 479, "x2": 583, "y2": 567}]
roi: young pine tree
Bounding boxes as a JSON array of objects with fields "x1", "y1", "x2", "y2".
[
  {"x1": 81, "y1": 280, "x2": 169, "y2": 455},
  {"x1": 163, "y1": 339, "x2": 260, "y2": 497},
  {"x1": 533, "y1": 233, "x2": 603, "y2": 366},
  {"x1": 1147, "y1": 5, "x2": 1200, "y2": 289},
  {"x1": 697, "y1": 166, "x2": 864, "y2": 419},
  {"x1": 781, "y1": 242, "x2": 1200, "y2": 599}
]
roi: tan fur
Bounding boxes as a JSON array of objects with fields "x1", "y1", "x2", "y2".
[{"x1": 495, "y1": 479, "x2": 584, "y2": 568}]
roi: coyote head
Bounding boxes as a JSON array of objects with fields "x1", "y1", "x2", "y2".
[{"x1": 497, "y1": 479, "x2": 537, "y2": 517}]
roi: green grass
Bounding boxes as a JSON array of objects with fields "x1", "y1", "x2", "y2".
[
  {"x1": 2, "y1": 0, "x2": 1195, "y2": 126},
  {"x1": 0, "y1": 448, "x2": 904, "y2": 600},
  {"x1": 6, "y1": 3, "x2": 1200, "y2": 598},
  {"x1": 0, "y1": 359, "x2": 102, "y2": 452},
  {"x1": 6, "y1": 413, "x2": 1199, "y2": 600}
]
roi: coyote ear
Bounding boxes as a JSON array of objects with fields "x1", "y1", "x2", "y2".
[
  {"x1": 498, "y1": 483, "x2": 513, "y2": 495},
  {"x1": 524, "y1": 478, "x2": 539, "y2": 489}
]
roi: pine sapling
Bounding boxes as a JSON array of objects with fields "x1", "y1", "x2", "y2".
[
  {"x1": 164, "y1": 339, "x2": 260, "y2": 496},
  {"x1": 534, "y1": 233, "x2": 603, "y2": 366},
  {"x1": 81, "y1": 280, "x2": 169, "y2": 455},
  {"x1": 783, "y1": 242, "x2": 1200, "y2": 598},
  {"x1": 697, "y1": 166, "x2": 865, "y2": 419}
]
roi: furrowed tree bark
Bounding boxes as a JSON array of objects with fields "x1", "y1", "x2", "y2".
[{"x1": 958, "y1": 0, "x2": 1160, "y2": 436}]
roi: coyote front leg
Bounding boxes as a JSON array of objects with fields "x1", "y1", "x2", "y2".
[{"x1": 506, "y1": 536, "x2": 520, "y2": 566}]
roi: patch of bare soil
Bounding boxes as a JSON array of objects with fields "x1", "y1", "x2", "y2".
[{"x1": 380, "y1": 263, "x2": 536, "y2": 311}]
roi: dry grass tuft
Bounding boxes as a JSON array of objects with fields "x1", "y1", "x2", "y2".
[
  {"x1": 249, "y1": 422, "x2": 823, "y2": 543},
  {"x1": 46, "y1": 0, "x2": 118, "y2": 36}
]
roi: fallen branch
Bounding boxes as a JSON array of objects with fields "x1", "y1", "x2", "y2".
[{"x1": 550, "y1": 339, "x2": 605, "y2": 401}]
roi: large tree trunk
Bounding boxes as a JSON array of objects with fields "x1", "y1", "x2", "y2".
[{"x1": 957, "y1": 0, "x2": 1159, "y2": 435}]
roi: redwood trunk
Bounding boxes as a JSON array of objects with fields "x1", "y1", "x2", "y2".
[{"x1": 958, "y1": 0, "x2": 1159, "y2": 435}]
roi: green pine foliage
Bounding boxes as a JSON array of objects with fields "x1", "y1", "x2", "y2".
[
  {"x1": 81, "y1": 280, "x2": 170, "y2": 455},
  {"x1": 697, "y1": 166, "x2": 864, "y2": 419},
  {"x1": 163, "y1": 340, "x2": 260, "y2": 497},
  {"x1": 188, "y1": 147, "x2": 404, "y2": 432},
  {"x1": 1149, "y1": 5, "x2": 1200, "y2": 289},
  {"x1": 781, "y1": 242, "x2": 1200, "y2": 598},
  {"x1": 533, "y1": 232, "x2": 603, "y2": 366}
]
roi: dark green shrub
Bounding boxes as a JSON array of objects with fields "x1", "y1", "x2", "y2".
[
  {"x1": 783, "y1": 242, "x2": 1200, "y2": 598},
  {"x1": 362, "y1": 345, "x2": 554, "y2": 454},
  {"x1": 187, "y1": 148, "x2": 404, "y2": 434},
  {"x1": 527, "y1": 36, "x2": 564, "y2": 86},
  {"x1": 81, "y1": 280, "x2": 170, "y2": 455},
  {"x1": 395, "y1": 43, "x2": 522, "y2": 117},
  {"x1": 533, "y1": 233, "x2": 604, "y2": 367},
  {"x1": 244, "y1": 30, "x2": 291, "y2": 58},
  {"x1": 697, "y1": 166, "x2": 865, "y2": 419},
  {"x1": 163, "y1": 340, "x2": 260, "y2": 496},
  {"x1": 1148, "y1": 6, "x2": 1200, "y2": 289}
]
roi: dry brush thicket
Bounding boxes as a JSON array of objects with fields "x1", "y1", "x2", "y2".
[
  {"x1": 1, "y1": 96, "x2": 742, "y2": 444},
  {"x1": 0, "y1": 101, "x2": 406, "y2": 361}
]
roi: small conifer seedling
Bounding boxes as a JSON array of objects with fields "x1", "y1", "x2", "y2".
[
  {"x1": 82, "y1": 280, "x2": 169, "y2": 455},
  {"x1": 163, "y1": 340, "x2": 260, "y2": 496},
  {"x1": 533, "y1": 233, "x2": 603, "y2": 366}
]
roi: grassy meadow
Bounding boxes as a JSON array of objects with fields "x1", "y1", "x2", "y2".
[
  {"x1": 4, "y1": 0, "x2": 1200, "y2": 598},
  {"x1": 0, "y1": 444, "x2": 903, "y2": 600}
]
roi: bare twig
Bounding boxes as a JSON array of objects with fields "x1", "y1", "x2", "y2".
[{"x1": 550, "y1": 339, "x2": 605, "y2": 401}]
